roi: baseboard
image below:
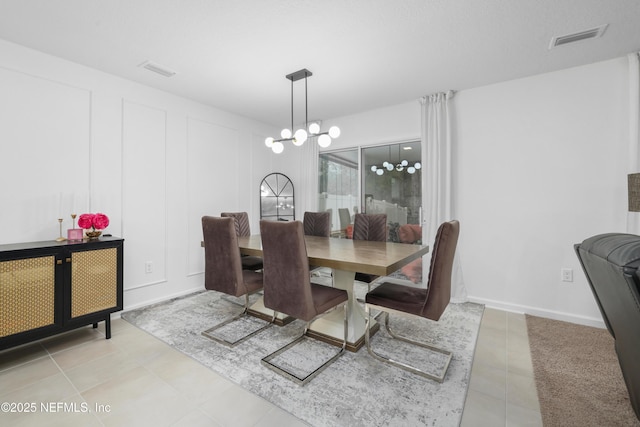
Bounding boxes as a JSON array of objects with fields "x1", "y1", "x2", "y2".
[
  {"x1": 122, "y1": 286, "x2": 202, "y2": 313},
  {"x1": 467, "y1": 296, "x2": 606, "y2": 329}
]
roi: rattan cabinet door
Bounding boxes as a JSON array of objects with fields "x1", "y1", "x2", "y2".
[
  {"x1": 70, "y1": 247, "x2": 118, "y2": 318},
  {"x1": 0, "y1": 255, "x2": 57, "y2": 338}
]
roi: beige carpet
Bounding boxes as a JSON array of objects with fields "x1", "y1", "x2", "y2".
[{"x1": 526, "y1": 315, "x2": 640, "y2": 427}]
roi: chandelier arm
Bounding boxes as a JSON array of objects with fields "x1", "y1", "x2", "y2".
[{"x1": 273, "y1": 137, "x2": 294, "y2": 143}]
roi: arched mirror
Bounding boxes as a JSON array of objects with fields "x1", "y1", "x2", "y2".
[{"x1": 260, "y1": 173, "x2": 295, "y2": 221}]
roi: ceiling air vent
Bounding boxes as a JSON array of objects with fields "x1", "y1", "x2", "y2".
[
  {"x1": 549, "y1": 25, "x2": 608, "y2": 49},
  {"x1": 138, "y1": 61, "x2": 177, "y2": 77}
]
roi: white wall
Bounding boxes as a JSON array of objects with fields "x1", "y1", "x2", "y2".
[
  {"x1": 1, "y1": 36, "x2": 629, "y2": 326},
  {"x1": 317, "y1": 57, "x2": 630, "y2": 327},
  {"x1": 455, "y1": 57, "x2": 629, "y2": 327},
  {"x1": 0, "y1": 39, "x2": 286, "y2": 310}
]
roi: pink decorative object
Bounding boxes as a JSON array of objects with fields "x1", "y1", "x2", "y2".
[
  {"x1": 93, "y1": 213, "x2": 110, "y2": 230},
  {"x1": 67, "y1": 228, "x2": 84, "y2": 241},
  {"x1": 78, "y1": 213, "x2": 95, "y2": 229},
  {"x1": 78, "y1": 213, "x2": 110, "y2": 231}
]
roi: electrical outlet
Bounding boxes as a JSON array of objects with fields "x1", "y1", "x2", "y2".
[
  {"x1": 561, "y1": 268, "x2": 573, "y2": 282},
  {"x1": 145, "y1": 261, "x2": 153, "y2": 274}
]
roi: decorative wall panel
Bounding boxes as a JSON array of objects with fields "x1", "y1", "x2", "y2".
[
  {"x1": 0, "y1": 67, "x2": 91, "y2": 244},
  {"x1": 186, "y1": 117, "x2": 240, "y2": 276},
  {"x1": 122, "y1": 101, "x2": 167, "y2": 289}
]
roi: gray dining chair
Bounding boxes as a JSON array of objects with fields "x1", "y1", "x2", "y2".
[
  {"x1": 221, "y1": 211, "x2": 263, "y2": 271},
  {"x1": 259, "y1": 220, "x2": 349, "y2": 385},
  {"x1": 201, "y1": 216, "x2": 271, "y2": 346},
  {"x1": 364, "y1": 220, "x2": 459, "y2": 382}
]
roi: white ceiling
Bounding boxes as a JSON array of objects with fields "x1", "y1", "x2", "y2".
[{"x1": 1, "y1": 0, "x2": 639, "y2": 127}]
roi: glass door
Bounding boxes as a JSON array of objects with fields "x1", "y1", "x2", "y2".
[{"x1": 362, "y1": 141, "x2": 423, "y2": 283}]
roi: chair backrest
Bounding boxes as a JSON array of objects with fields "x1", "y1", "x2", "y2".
[
  {"x1": 303, "y1": 211, "x2": 331, "y2": 237},
  {"x1": 422, "y1": 220, "x2": 460, "y2": 320},
  {"x1": 260, "y1": 220, "x2": 315, "y2": 320},
  {"x1": 575, "y1": 233, "x2": 640, "y2": 419},
  {"x1": 353, "y1": 213, "x2": 387, "y2": 242},
  {"x1": 201, "y1": 216, "x2": 246, "y2": 297},
  {"x1": 338, "y1": 208, "x2": 351, "y2": 229},
  {"x1": 221, "y1": 212, "x2": 251, "y2": 237}
]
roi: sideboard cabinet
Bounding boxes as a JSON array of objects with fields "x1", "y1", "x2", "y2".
[{"x1": 0, "y1": 236, "x2": 123, "y2": 351}]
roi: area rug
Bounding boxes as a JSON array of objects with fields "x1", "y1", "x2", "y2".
[
  {"x1": 122, "y1": 284, "x2": 484, "y2": 427},
  {"x1": 526, "y1": 315, "x2": 640, "y2": 427}
]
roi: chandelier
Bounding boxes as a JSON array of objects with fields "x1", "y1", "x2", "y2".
[
  {"x1": 370, "y1": 145, "x2": 422, "y2": 175},
  {"x1": 265, "y1": 69, "x2": 340, "y2": 154}
]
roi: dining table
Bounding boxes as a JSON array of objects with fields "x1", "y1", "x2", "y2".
[{"x1": 237, "y1": 234, "x2": 429, "y2": 352}]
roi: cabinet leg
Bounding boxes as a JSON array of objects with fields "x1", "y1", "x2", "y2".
[
  {"x1": 92, "y1": 323, "x2": 98, "y2": 329},
  {"x1": 105, "y1": 315, "x2": 111, "y2": 339}
]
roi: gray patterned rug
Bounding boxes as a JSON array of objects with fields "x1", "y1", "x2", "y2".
[{"x1": 122, "y1": 283, "x2": 484, "y2": 427}]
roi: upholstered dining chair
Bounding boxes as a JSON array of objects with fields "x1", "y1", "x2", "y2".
[
  {"x1": 364, "y1": 220, "x2": 460, "y2": 382},
  {"x1": 303, "y1": 211, "x2": 333, "y2": 285},
  {"x1": 259, "y1": 220, "x2": 349, "y2": 385},
  {"x1": 353, "y1": 213, "x2": 388, "y2": 285},
  {"x1": 220, "y1": 211, "x2": 263, "y2": 271},
  {"x1": 201, "y1": 216, "x2": 271, "y2": 346},
  {"x1": 303, "y1": 211, "x2": 331, "y2": 237}
]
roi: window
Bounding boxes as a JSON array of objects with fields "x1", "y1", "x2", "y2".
[{"x1": 318, "y1": 149, "x2": 359, "y2": 233}]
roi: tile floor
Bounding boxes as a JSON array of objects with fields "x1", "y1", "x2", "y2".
[{"x1": 0, "y1": 307, "x2": 541, "y2": 426}]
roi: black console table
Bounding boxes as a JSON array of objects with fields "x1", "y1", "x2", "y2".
[{"x1": 0, "y1": 236, "x2": 124, "y2": 351}]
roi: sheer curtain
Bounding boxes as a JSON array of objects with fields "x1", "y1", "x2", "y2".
[
  {"x1": 302, "y1": 136, "x2": 319, "y2": 214},
  {"x1": 628, "y1": 52, "x2": 640, "y2": 235},
  {"x1": 420, "y1": 92, "x2": 467, "y2": 302}
]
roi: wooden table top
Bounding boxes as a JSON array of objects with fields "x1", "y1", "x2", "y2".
[{"x1": 238, "y1": 235, "x2": 429, "y2": 276}]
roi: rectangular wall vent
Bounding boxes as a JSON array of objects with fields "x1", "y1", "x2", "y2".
[
  {"x1": 550, "y1": 25, "x2": 608, "y2": 49},
  {"x1": 139, "y1": 61, "x2": 177, "y2": 77}
]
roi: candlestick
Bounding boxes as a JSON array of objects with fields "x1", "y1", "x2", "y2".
[
  {"x1": 71, "y1": 213, "x2": 77, "y2": 229},
  {"x1": 55, "y1": 218, "x2": 67, "y2": 242}
]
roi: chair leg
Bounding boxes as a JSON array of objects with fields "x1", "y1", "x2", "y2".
[
  {"x1": 202, "y1": 293, "x2": 272, "y2": 347},
  {"x1": 364, "y1": 306, "x2": 452, "y2": 383},
  {"x1": 261, "y1": 302, "x2": 348, "y2": 386}
]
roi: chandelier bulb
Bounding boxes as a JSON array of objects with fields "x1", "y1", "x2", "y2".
[
  {"x1": 281, "y1": 128, "x2": 292, "y2": 139},
  {"x1": 414, "y1": 162, "x2": 422, "y2": 170},
  {"x1": 265, "y1": 137, "x2": 274, "y2": 148},
  {"x1": 272, "y1": 141, "x2": 284, "y2": 154},
  {"x1": 401, "y1": 160, "x2": 408, "y2": 167},
  {"x1": 371, "y1": 165, "x2": 377, "y2": 172},
  {"x1": 308, "y1": 122, "x2": 320, "y2": 134},
  {"x1": 376, "y1": 168, "x2": 384, "y2": 176},
  {"x1": 328, "y1": 126, "x2": 341, "y2": 138},
  {"x1": 318, "y1": 134, "x2": 332, "y2": 148},
  {"x1": 386, "y1": 163, "x2": 394, "y2": 171},
  {"x1": 293, "y1": 128, "x2": 307, "y2": 145},
  {"x1": 408, "y1": 167, "x2": 416, "y2": 174}
]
